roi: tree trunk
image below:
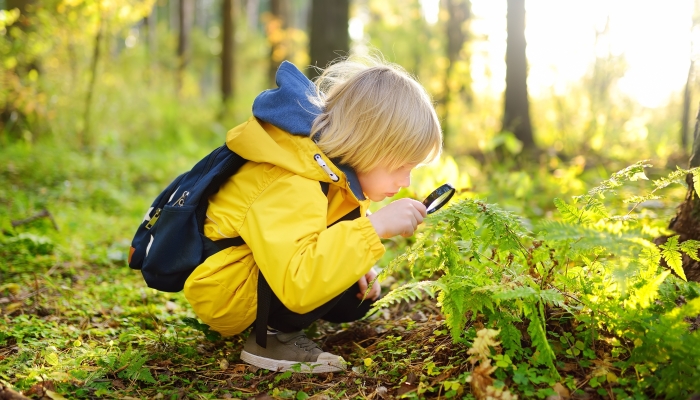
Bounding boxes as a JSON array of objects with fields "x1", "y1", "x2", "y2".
[
  {"x1": 667, "y1": 105, "x2": 700, "y2": 282},
  {"x1": 221, "y1": 0, "x2": 235, "y2": 103},
  {"x1": 177, "y1": 0, "x2": 194, "y2": 95},
  {"x1": 80, "y1": 7, "x2": 103, "y2": 150},
  {"x1": 5, "y1": 0, "x2": 34, "y2": 16},
  {"x1": 682, "y1": 62, "x2": 695, "y2": 152},
  {"x1": 148, "y1": 7, "x2": 158, "y2": 69},
  {"x1": 308, "y1": 0, "x2": 349, "y2": 79},
  {"x1": 502, "y1": 0, "x2": 535, "y2": 150},
  {"x1": 442, "y1": 0, "x2": 470, "y2": 144},
  {"x1": 267, "y1": 0, "x2": 291, "y2": 87}
]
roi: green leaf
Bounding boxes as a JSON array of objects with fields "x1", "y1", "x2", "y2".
[
  {"x1": 680, "y1": 239, "x2": 700, "y2": 262},
  {"x1": 660, "y1": 236, "x2": 686, "y2": 281},
  {"x1": 693, "y1": 169, "x2": 700, "y2": 197},
  {"x1": 553, "y1": 198, "x2": 585, "y2": 224},
  {"x1": 45, "y1": 352, "x2": 59, "y2": 366},
  {"x1": 631, "y1": 270, "x2": 671, "y2": 308}
]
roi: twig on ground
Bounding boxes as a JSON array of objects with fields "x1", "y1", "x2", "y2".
[{"x1": 10, "y1": 209, "x2": 59, "y2": 231}]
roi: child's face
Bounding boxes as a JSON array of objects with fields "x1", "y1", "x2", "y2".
[{"x1": 357, "y1": 163, "x2": 416, "y2": 202}]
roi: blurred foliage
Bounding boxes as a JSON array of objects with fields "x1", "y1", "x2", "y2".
[{"x1": 1, "y1": 1, "x2": 699, "y2": 398}]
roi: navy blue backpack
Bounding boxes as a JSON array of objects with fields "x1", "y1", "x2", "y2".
[{"x1": 128, "y1": 144, "x2": 247, "y2": 292}]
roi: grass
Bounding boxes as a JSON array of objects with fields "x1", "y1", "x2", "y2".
[{"x1": 2, "y1": 138, "x2": 699, "y2": 399}]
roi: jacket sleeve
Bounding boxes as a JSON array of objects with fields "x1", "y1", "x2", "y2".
[{"x1": 237, "y1": 172, "x2": 385, "y2": 314}]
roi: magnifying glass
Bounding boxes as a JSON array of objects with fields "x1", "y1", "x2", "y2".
[{"x1": 422, "y1": 183, "x2": 456, "y2": 214}]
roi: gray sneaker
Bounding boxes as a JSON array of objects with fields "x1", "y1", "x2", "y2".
[{"x1": 240, "y1": 330, "x2": 346, "y2": 373}]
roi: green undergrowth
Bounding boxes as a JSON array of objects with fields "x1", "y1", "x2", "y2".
[
  {"x1": 3, "y1": 140, "x2": 700, "y2": 399},
  {"x1": 373, "y1": 161, "x2": 700, "y2": 399}
]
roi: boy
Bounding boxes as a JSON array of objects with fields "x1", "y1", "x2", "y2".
[{"x1": 183, "y1": 54, "x2": 442, "y2": 373}]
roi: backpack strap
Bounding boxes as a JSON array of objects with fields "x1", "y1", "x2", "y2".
[
  {"x1": 320, "y1": 181, "x2": 330, "y2": 196},
  {"x1": 256, "y1": 272, "x2": 273, "y2": 348}
]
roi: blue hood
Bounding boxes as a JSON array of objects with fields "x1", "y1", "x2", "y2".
[{"x1": 252, "y1": 61, "x2": 365, "y2": 200}]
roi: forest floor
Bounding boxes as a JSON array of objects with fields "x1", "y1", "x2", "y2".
[
  {"x1": 2, "y1": 261, "x2": 610, "y2": 400},
  {"x1": 3, "y1": 145, "x2": 700, "y2": 399},
  {"x1": 0, "y1": 262, "x2": 468, "y2": 400}
]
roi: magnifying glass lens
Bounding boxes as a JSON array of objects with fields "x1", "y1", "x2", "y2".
[{"x1": 422, "y1": 183, "x2": 456, "y2": 214}]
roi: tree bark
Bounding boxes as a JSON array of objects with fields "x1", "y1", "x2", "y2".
[
  {"x1": 502, "y1": 0, "x2": 535, "y2": 150},
  {"x1": 442, "y1": 0, "x2": 470, "y2": 144},
  {"x1": 667, "y1": 105, "x2": 700, "y2": 282},
  {"x1": 267, "y1": 0, "x2": 291, "y2": 87},
  {"x1": 177, "y1": 0, "x2": 194, "y2": 95},
  {"x1": 221, "y1": 0, "x2": 235, "y2": 103},
  {"x1": 81, "y1": 7, "x2": 103, "y2": 149},
  {"x1": 308, "y1": 0, "x2": 349, "y2": 79},
  {"x1": 144, "y1": 5, "x2": 158, "y2": 83},
  {"x1": 682, "y1": 61, "x2": 694, "y2": 151}
]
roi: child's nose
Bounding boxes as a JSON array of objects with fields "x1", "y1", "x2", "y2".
[{"x1": 397, "y1": 174, "x2": 411, "y2": 188}]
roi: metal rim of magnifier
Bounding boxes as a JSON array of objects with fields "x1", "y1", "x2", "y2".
[{"x1": 422, "y1": 183, "x2": 456, "y2": 214}]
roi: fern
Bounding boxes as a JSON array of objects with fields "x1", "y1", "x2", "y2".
[
  {"x1": 659, "y1": 235, "x2": 686, "y2": 281},
  {"x1": 693, "y1": 169, "x2": 700, "y2": 197},
  {"x1": 576, "y1": 160, "x2": 650, "y2": 201},
  {"x1": 680, "y1": 239, "x2": 700, "y2": 262},
  {"x1": 525, "y1": 303, "x2": 559, "y2": 378},
  {"x1": 623, "y1": 194, "x2": 661, "y2": 204},
  {"x1": 584, "y1": 198, "x2": 609, "y2": 219},
  {"x1": 375, "y1": 162, "x2": 700, "y2": 391},
  {"x1": 652, "y1": 167, "x2": 691, "y2": 190},
  {"x1": 369, "y1": 280, "x2": 443, "y2": 314},
  {"x1": 553, "y1": 198, "x2": 585, "y2": 224}
]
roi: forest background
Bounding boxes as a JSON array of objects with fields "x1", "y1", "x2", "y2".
[{"x1": 2, "y1": 0, "x2": 700, "y2": 399}]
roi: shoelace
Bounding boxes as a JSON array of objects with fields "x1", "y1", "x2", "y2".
[{"x1": 291, "y1": 334, "x2": 321, "y2": 352}]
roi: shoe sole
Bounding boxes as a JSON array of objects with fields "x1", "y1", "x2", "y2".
[{"x1": 240, "y1": 350, "x2": 344, "y2": 373}]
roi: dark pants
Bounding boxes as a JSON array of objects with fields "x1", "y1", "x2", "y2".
[{"x1": 266, "y1": 283, "x2": 375, "y2": 332}]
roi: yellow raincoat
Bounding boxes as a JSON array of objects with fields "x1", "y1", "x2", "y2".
[{"x1": 184, "y1": 69, "x2": 386, "y2": 336}]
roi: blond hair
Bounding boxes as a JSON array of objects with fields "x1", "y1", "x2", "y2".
[{"x1": 310, "y1": 55, "x2": 442, "y2": 174}]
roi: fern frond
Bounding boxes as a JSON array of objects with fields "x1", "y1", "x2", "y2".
[
  {"x1": 659, "y1": 235, "x2": 686, "y2": 281},
  {"x1": 538, "y1": 220, "x2": 644, "y2": 258},
  {"x1": 496, "y1": 318, "x2": 524, "y2": 358},
  {"x1": 584, "y1": 198, "x2": 609, "y2": 219},
  {"x1": 693, "y1": 169, "x2": 700, "y2": 197},
  {"x1": 554, "y1": 198, "x2": 586, "y2": 224},
  {"x1": 627, "y1": 270, "x2": 671, "y2": 309},
  {"x1": 606, "y1": 215, "x2": 638, "y2": 223},
  {"x1": 368, "y1": 280, "x2": 443, "y2": 314},
  {"x1": 584, "y1": 161, "x2": 651, "y2": 198},
  {"x1": 653, "y1": 167, "x2": 690, "y2": 190},
  {"x1": 680, "y1": 239, "x2": 700, "y2": 262},
  {"x1": 623, "y1": 194, "x2": 662, "y2": 204},
  {"x1": 525, "y1": 304, "x2": 559, "y2": 377}
]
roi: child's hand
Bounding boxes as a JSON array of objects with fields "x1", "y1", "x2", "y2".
[
  {"x1": 367, "y1": 198, "x2": 427, "y2": 238},
  {"x1": 357, "y1": 268, "x2": 381, "y2": 301}
]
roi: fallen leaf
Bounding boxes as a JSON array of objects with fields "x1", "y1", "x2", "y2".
[
  {"x1": 469, "y1": 360, "x2": 496, "y2": 400},
  {"x1": 233, "y1": 364, "x2": 247, "y2": 374},
  {"x1": 553, "y1": 382, "x2": 570, "y2": 398},
  {"x1": 219, "y1": 358, "x2": 230, "y2": 370},
  {"x1": 4, "y1": 302, "x2": 22, "y2": 314},
  {"x1": 45, "y1": 390, "x2": 68, "y2": 400},
  {"x1": 396, "y1": 382, "x2": 415, "y2": 397}
]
